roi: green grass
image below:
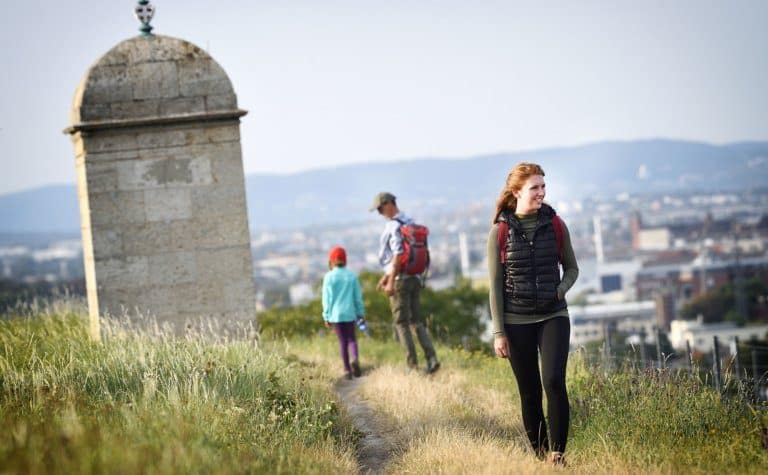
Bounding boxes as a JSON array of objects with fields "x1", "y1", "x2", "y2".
[
  {"x1": 301, "y1": 332, "x2": 768, "y2": 473},
  {"x1": 0, "y1": 310, "x2": 357, "y2": 474},
  {"x1": 2, "y1": 306, "x2": 767, "y2": 474},
  {"x1": 567, "y1": 353, "x2": 768, "y2": 473}
]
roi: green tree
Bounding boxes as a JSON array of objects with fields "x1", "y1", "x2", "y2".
[
  {"x1": 259, "y1": 271, "x2": 489, "y2": 347},
  {"x1": 679, "y1": 285, "x2": 734, "y2": 323},
  {"x1": 679, "y1": 278, "x2": 768, "y2": 323},
  {"x1": 257, "y1": 298, "x2": 323, "y2": 339},
  {"x1": 724, "y1": 309, "x2": 746, "y2": 326},
  {"x1": 420, "y1": 278, "x2": 487, "y2": 347}
]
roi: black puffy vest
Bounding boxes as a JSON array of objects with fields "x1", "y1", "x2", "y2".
[{"x1": 499, "y1": 204, "x2": 567, "y2": 315}]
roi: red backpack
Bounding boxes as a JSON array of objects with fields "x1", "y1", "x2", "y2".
[
  {"x1": 497, "y1": 215, "x2": 564, "y2": 265},
  {"x1": 396, "y1": 218, "x2": 430, "y2": 275}
]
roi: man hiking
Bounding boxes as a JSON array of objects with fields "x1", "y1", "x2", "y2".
[{"x1": 371, "y1": 191, "x2": 440, "y2": 374}]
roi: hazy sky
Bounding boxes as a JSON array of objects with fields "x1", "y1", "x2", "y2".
[{"x1": 1, "y1": 1, "x2": 766, "y2": 195}]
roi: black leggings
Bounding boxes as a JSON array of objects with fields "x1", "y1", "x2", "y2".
[{"x1": 504, "y1": 316, "x2": 570, "y2": 454}]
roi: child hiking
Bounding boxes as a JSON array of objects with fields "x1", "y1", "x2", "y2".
[{"x1": 322, "y1": 246, "x2": 365, "y2": 380}]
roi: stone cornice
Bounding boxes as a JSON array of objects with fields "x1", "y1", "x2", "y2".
[{"x1": 64, "y1": 109, "x2": 248, "y2": 135}]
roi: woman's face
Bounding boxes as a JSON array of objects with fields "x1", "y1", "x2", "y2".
[{"x1": 513, "y1": 174, "x2": 545, "y2": 214}]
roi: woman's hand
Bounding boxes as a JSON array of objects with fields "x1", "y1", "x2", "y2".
[
  {"x1": 324, "y1": 321, "x2": 331, "y2": 329},
  {"x1": 494, "y1": 335, "x2": 510, "y2": 358}
]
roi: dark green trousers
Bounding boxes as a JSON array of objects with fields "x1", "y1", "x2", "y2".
[{"x1": 389, "y1": 276, "x2": 436, "y2": 367}]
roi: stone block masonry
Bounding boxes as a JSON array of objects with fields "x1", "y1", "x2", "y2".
[{"x1": 66, "y1": 35, "x2": 256, "y2": 338}]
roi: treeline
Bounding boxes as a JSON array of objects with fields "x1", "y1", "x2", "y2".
[
  {"x1": 679, "y1": 278, "x2": 768, "y2": 324},
  {"x1": 258, "y1": 271, "x2": 489, "y2": 349},
  {"x1": 0, "y1": 278, "x2": 85, "y2": 315}
]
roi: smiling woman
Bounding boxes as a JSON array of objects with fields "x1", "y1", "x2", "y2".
[{"x1": 487, "y1": 162, "x2": 580, "y2": 466}]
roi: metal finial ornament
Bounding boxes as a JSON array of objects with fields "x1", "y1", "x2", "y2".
[{"x1": 135, "y1": 1, "x2": 155, "y2": 37}]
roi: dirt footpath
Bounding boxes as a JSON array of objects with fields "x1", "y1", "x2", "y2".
[{"x1": 335, "y1": 376, "x2": 397, "y2": 474}]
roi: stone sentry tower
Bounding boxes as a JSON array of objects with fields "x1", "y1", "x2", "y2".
[{"x1": 65, "y1": 4, "x2": 256, "y2": 338}]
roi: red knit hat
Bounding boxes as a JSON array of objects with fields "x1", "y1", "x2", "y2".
[{"x1": 328, "y1": 246, "x2": 347, "y2": 265}]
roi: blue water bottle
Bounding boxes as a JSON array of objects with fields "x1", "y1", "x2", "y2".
[{"x1": 356, "y1": 316, "x2": 369, "y2": 334}]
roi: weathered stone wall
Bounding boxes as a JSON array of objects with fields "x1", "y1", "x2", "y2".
[{"x1": 67, "y1": 35, "x2": 255, "y2": 337}]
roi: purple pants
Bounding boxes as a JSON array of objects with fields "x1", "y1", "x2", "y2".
[{"x1": 333, "y1": 321, "x2": 359, "y2": 372}]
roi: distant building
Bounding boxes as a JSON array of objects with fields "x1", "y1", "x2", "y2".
[
  {"x1": 289, "y1": 282, "x2": 316, "y2": 306},
  {"x1": 571, "y1": 320, "x2": 604, "y2": 346},
  {"x1": 570, "y1": 301, "x2": 657, "y2": 347},
  {"x1": 668, "y1": 316, "x2": 768, "y2": 352},
  {"x1": 636, "y1": 253, "x2": 768, "y2": 302},
  {"x1": 255, "y1": 255, "x2": 308, "y2": 281},
  {"x1": 655, "y1": 292, "x2": 676, "y2": 330},
  {"x1": 458, "y1": 232, "x2": 470, "y2": 277},
  {"x1": 636, "y1": 228, "x2": 671, "y2": 251},
  {"x1": 596, "y1": 259, "x2": 642, "y2": 298},
  {"x1": 631, "y1": 211, "x2": 671, "y2": 251}
]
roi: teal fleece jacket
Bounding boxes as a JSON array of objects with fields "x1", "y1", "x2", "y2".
[{"x1": 322, "y1": 266, "x2": 365, "y2": 323}]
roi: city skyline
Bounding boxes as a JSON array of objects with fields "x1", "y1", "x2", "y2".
[{"x1": 1, "y1": 1, "x2": 767, "y2": 195}]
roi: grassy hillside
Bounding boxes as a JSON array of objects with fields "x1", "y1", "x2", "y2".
[
  {"x1": 298, "y1": 337, "x2": 768, "y2": 474},
  {"x1": 2, "y1": 308, "x2": 768, "y2": 473},
  {"x1": 0, "y1": 308, "x2": 357, "y2": 474}
]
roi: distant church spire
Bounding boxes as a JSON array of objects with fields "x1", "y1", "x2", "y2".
[{"x1": 135, "y1": 1, "x2": 156, "y2": 37}]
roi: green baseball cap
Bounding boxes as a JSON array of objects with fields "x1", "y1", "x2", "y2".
[{"x1": 369, "y1": 192, "x2": 396, "y2": 211}]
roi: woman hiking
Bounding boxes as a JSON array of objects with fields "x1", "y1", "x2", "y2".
[{"x1": 487, "y1": 162, "x2": 579, "y2": 467}]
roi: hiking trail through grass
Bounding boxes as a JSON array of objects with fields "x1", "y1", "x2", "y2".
[{"x1": 335, "y1": 374, "x2": 397, "y2": 474}]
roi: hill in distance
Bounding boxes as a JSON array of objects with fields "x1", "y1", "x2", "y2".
[{"x1": 2, "y1": 139, "x2": 767, "y2": 233}]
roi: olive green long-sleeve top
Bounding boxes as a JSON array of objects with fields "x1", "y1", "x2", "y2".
[{"x1": 487, "y1": 213, "x2": 579, "y2": 335}]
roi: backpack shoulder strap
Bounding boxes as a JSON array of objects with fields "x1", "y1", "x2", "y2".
[
  {"x1": 393, "y1": 217, "x2": 407, "y2": 239},
  {"x1": 552, "y1": 215, "x2": 564, "y2": 263},
  {"x1": 497, "y1": 221, "x2": 508, "y2": 264},
  {"x1": 394, "y1": 217, "x2": 409, "y2": 235}
]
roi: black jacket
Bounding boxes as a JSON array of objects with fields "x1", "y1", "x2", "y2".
[{"x1": 498, "y1": 204, "x2": 567, "y2": 315}]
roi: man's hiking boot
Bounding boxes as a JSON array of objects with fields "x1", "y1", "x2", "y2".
[
  {"x1": 426, "y1": 356, "x2": 441, "y2": 374},
  {"x1": 352, "y1": 361, "x2": 361, "y2": 378}
]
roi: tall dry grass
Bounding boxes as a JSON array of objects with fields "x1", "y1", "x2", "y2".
[
  {"x1": 297, "y1": 337, "x2": 547, "y2": 473},
  {"x1": 0, "y1": 309, "x2": 358, "y2": 474},
  {"x1": 357, "y1": 364, "x2": 544, "y2": 474},
  {"x1": 299, "y1": 335, "x2": 768, "y2": 474},
  {"x1": 3, "y1": 304, "x2": 766, "y2": 474}
]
